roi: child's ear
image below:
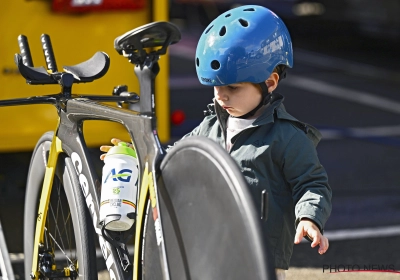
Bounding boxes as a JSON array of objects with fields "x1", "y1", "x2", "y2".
[{"x1": 265, "y1": 72, "x2": 279, "y2": 92}]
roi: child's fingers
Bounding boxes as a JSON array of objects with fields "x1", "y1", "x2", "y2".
[
  {"x1": 100, "y1": 139, "x2": 134, "y2": 161},
  {"x1": 100, "y1": 139, "x2": 125, "y2": 152},
  {"x1": 310, "y1": 232, "x2": 319, "y2": 248},
  {"x1": 294, "y1": 224, "x2": 305, "y2": 244},
  {"x1": 110, "y1": 138, "x2": 135, "y2": 149},
  {"x1": 100, "y1": 145, "x2": 112, "y2": 152},
  {"x1": 318, "y1": 236, "x2": 329, "y2": 255},
  {"x1": 111, "y1": 138, "x2": 122, "y2": 145},
  {"x1": 310, "y1": 232, "x2": 329, "y2": 254}
]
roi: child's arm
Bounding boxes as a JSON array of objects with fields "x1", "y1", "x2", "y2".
[{"x1": 281, "y1": 130, "x2": 332, "y2": 254}]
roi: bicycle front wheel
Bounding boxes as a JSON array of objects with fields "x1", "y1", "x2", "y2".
[{"x1": 23, "y1": 132, "x2": 97, "y2": 279}]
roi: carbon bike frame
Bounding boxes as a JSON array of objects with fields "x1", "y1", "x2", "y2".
[{"x1": 0, "y1": 63, "x2": 171, "y2": 280}]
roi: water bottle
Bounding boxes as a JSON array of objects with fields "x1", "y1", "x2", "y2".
[{"x1": 100, "y1": 142, "x2": 138, "y2": 231}]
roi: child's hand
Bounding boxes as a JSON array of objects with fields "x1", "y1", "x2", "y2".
[
  {"x1": 294, "y1": 218, "x2": 329, "y2": 255},
  {"x1": 99, "y1": 138, "x2": 134, "y2": 160}
]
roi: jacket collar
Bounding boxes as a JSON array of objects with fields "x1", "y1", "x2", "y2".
[
  {"x1": 212, "y1": 92, "x2": 285, "y2": 127},
  {"x1": 211, "y1": 93, "x2": 322, "y2": 146}
]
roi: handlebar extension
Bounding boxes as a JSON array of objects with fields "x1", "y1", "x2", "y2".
[
  {"x1": 40, "y1": 34, "x2": 58, "y2": 73},
  {"x1": 17, "y1": 35, "x2": 34, "y2": 67}
]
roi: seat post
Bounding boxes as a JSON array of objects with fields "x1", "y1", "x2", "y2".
[{"x1": 134, "y1": 60, "x2": 160, "y2": 120}]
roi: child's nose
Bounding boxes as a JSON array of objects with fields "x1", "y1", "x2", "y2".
[{"x1": 215, "y1": 86, "x2": 228, "y2": 101}]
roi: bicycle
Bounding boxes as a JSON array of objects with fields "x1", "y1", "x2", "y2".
[{"x1": 0, "y1": 22, "x2": 274, "y2": 280}]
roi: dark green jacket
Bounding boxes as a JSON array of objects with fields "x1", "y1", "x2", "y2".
[{"x1": 181, "y1": 94, "x2": 332, "y2": 269}]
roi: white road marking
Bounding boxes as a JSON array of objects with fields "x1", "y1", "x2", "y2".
[
  {"x1": 169, "y1": 58, "x2": 400, "y2": 139},
  {"x1": 169, "y1": 42, "x2": 195, "y2": 60},
  {"x1": 301, "y1": 225, "x2": 400, "y2": 243},
  {"x1": 294, "y1": 48, "x2": 400, "y2": 82},
  {"x1": 286, "y1": 76, "x2": 400, "y2": 115},
  {"x1": 170, "y1": 43, "x2": 400, "y2": 116},
  {"x1": 170, "y1": 42, "x2": 400, "y2": 111},
  {"x1": 170, "y1": 76, "x2": 203, "y2": 90},
  {"x1": 319, "y1": 125, "x2": 400, "y2": 140},
  {"x1": 170, "y1": 73, "x2": 400, "y2": 117}
]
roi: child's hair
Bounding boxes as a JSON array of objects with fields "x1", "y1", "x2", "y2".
[
  {"x1": 251, "y1": 66, "x2": 285, "y2": 93},
  {"x1": 274, "y1": 65, "x2": 288, "y2": 81},
  {"x1": 195, "y1": 5, "x2": 293, "y2": 87}
]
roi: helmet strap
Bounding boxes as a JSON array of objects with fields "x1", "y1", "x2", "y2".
[{"x1": 232, "y1": 82, "x2": 271, "y2": 119}]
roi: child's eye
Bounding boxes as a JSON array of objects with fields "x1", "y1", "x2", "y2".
[{"x1": 227, "y1": 85, "x2": 238, "y2": 90}]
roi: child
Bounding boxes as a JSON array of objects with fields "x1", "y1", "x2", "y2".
[{"x1": 101, "y1": 5, "x2": 332, "y2": 279}]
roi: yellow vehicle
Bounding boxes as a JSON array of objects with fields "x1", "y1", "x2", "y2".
[{"x1": 0, "y1": 0, "x2": 170, "y2": 152}]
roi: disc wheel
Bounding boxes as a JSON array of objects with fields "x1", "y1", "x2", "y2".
[{"x1": 142, "y1": 136, "x2": 274, "y2": 280}]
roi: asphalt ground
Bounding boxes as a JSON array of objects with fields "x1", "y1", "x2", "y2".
[{"x1": 1, "y1": 20, "x2": 400, "y2": 279}]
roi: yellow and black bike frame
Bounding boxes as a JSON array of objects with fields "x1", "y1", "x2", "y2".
[
  {"x1": 30, "y1": 128, "x2": 167, "y2": 280},
  {"x1": 24, "y1": 60, "x2": 170, "y2": 279},
  {"x1": 30, "y1": 132, "x2": 63, "y2": 279}
]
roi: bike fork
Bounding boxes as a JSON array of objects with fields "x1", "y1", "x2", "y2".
[
  {"x1": 30, "y1": 134, "x2": 63, "y2": 280},
  {"x1": 133, "y1": 162, "x2": 171, "y2": 280}
]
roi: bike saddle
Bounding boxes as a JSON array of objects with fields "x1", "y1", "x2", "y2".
[
  {"x1": 114, "y1": 21, "x2": 181, "y2": 60},
  {"x1": 15, "y1": 51, "x2": 110, "y2": 85}
]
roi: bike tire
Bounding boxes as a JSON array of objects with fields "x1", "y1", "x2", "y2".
[
  {"x1": 23, "y1": 132, "x2": 97, "y2": 280},
  {"x1": 0, "y1": 220, "x2": 15, "y2": 280},
  {"x1": 142, "y1": 136, "x2": 275, "y2": 280}
]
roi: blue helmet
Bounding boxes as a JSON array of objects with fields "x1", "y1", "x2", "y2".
[{"x1": 195, "y1": 5, "x2": 293, "y2": 86}]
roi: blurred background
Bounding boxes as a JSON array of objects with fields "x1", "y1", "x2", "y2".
[{"x1": 1, "y1": 0, "x2": 400, "y2": 279}]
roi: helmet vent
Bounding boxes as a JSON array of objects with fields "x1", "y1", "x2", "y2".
[
  {"x1": 243, "y1": 8, "x2": 255, "y2": 12},
  {"x1": 219, "y1": 26, "x2": 226, "y2": 36},
  {"x1": 225, "y1": 13, "x2": 231, "y2": 18},
  {"x1": 211, "y1": 60, "x2": 220, "y2": 70},
  {"x1": 205, "y1": 25, "x2": 213, "y2": 34},
  {"x1": 238, "y1": 19, "x2": 248, "y2": 27},
  {"x1": 196, "y1": 58, "x2": 200, "y2": 67}
]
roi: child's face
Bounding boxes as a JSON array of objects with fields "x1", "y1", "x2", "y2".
[{"x1": 214, "y1": 82, "x2": 262, "y2": 117}]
